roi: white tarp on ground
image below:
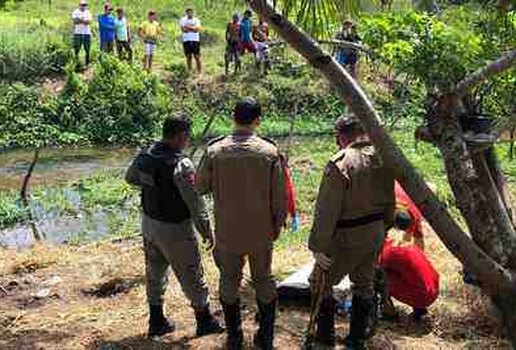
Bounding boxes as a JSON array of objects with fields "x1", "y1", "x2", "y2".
[{"x1": 277, "y1": 261, "x2": 351, "y2": 305}]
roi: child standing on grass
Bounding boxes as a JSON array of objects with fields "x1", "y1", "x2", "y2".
[{"x1": 138, "y1": 10, "x2": 163, "y2": 71}]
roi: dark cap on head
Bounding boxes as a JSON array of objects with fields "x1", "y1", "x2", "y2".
[
  {"x1": 234, "y1": 97, "x2": 262, "y2": 125},
  {"x1": 335, "y1": 114, "x2": 364, "y2": 137},
  {"x1": 163, "y1": 113, "x2": 192, "y2": 140},
  {"x1": 394, "y1": 208, "x2": 413, "y2": 231}
]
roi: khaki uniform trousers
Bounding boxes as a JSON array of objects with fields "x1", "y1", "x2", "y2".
[
  {"x1": 330, "y1": 222, "x2": 386, "y2": 299},
  {"x1": 214, "y1": 245, "x2": 276, "y2": 305},
  {"x1": 142, "y1": 214, "x2": 209, "y2": 309}
]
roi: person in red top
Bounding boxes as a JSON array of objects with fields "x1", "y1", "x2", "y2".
[
  {"x1": 225, "y1": 14, "x2": 241, "y2": 74},
  {"x1": 378, "y1": 181, "x2": 439, "y2": 322},
  {"x1": 394, "y1": 181, "x2": 425, "y2": 250},
  {"x1": 252, "y1": 17, "x2": 270, "y2": 72}
]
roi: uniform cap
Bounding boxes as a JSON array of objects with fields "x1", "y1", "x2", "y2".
[{"x1": 79, "y1": 0, "x2": 88, "y2": 5}]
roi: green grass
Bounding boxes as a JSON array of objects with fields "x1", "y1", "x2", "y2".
[{"x1": 0, "y1": 0, "x2": 240, "y2": 79}]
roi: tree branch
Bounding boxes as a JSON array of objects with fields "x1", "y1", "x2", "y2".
[
  {"x1": 248, "y1": 0, "x2": 516, "y2": 295},
  {"x1": 20, "y1": 149, "x2": 43, "y2": 242},
  {"x1": 454, "y1": 49, "x2": 516, "y2": 98},
  {"x1": 317, "y1": 39, "x2": 372, "y2": 55}
]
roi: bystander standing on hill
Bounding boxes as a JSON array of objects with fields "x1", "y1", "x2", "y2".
[
  {"x1": 180, "y1": 8, "x2": 203, "y2": 75},
  {"x1": 333, "y1": 19, "x2": 361, "y2": 79},
  {"x1": 225, "y1": 13, "x2": 241, "y2": 74},
  {"x1": 138, "y1": 10, "x2": 163, "y2": 71},
  {"x1": 98, "y1": 3, "x2": 116, "y2": 53},
  {"x1": 239, "y1": 10, "x2": 256, "y2": 56},
  {"x1": 71, "y1": 0, "x2": 92, "y2": 66},
  {"x1": 252, "y1": 17, "x2": 270, "y2": 72},
  {"x1": 114, "y1": 7, "x2": 133, "y2": 62}
]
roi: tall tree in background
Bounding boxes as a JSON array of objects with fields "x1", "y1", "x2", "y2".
[{"x1": 241, "y1": 0, "x2": 516, "y2": 344}]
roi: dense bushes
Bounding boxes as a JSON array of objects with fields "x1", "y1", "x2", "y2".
[
  {"x1": 0, "y1": 84, "x2": 64, "y2": 148},
  {"x1": 361, "y1": 10, "x2": 485, "y2": 92},
  {"x1": 58, "y1": 57, "x2": 168, "y2": 144},
  {"x1": 167, "y1": 57, "x2": 345, "y2": 138},
  {"x1": 0, "y1": 57, "x2": 169, "y2": 148},
  {"x1": 0, "y1": 25, "x2": 72, "y2": 83}
]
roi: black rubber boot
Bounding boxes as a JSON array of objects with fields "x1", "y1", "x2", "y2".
[
  {"x1": 195, "y1": 305, "x2": 224, "y2": 337},
  {"x1": 221, "y1": 300, "x2": 243, "y2": 350},
  {"x1": 253, "y1": 300, "x2": 277, "y2": 350},
  {"x1": 148, "y1": 304, "x2": 175, "y2": 338},
  {"x1": 345, "y1": 296, "x2": 373, "y2": 350},
  {"x1": 314, "y1": 297, "x2": 336, "y2": 347}
]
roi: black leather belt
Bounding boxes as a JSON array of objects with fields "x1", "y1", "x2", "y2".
[{"x1": 336, "y1": 212, "x2": 385, "y2": 229}]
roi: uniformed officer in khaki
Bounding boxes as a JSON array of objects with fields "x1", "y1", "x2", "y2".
[
  {"x1": 125, "y1": 114, "x2": 222, "y2": 338},
  {"x1": 197, "y1": 98, "x2": 287, "y2": 350},
  {"x1": 308, "y1": 115, "x2": 395, "y2": 350}
]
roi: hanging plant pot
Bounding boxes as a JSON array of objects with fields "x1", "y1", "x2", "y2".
[
  {"x1": 459, "y1": 114, "x2": 492, "y2": 134},
  {"x1": 461, "y1": 114, "x2": 496, "y2": 151}
]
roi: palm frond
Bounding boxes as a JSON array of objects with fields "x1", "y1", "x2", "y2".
[{"x1": 260, "y1": 0, "x2": 381, "y2": 38}]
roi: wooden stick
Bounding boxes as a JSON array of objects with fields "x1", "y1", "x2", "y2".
[
  {"x1": 190, "y1": 113, "x2": 219, "y2": 160},
  {"x1": 0, "y1": 284, "x2": 8, "y2": 294},
  {"x1": 20, "y1": 149, "x2": 43, "y2": 241},
  {"x1": 318, "y1": 39, "x2": 372, "y2": 55}
]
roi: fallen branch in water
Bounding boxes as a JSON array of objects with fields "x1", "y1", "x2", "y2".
[{"x1": 20, "y1": 149, "x2": 43, "y2": 241}]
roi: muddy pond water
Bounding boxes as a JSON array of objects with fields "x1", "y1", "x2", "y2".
[
  {"x1": 0, "y1": 138, "x2": 309, "y2": 249},
  {"x1": 0, "y1": 147, "x2": 137, "y2": 249}
]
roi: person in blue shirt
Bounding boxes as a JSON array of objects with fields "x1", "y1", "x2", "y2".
[
  {"x1": 239, "y1": 10, "x2": 256, "y2": 55},
  {"x1": 98, "y1": 4, "x2": 116, "y2": 53}
]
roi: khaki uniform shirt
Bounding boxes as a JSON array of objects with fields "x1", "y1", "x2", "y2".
[
  {"x1": 197, "y1": 132, "x2": 288, "y2": 253},
  {"x1": 309, "y1": 139, "x2": 395, "y2": 256}
]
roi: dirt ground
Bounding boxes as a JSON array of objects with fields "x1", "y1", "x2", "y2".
[{"x1": 0, "y1": 224, "x2": 511, "y2": 350}]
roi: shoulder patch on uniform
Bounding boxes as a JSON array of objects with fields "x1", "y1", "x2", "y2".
[
  {"x1": 206, "y1": 135, "x2": 226, "y2": 146},
  {"x1": 258, "y1": 136, "x2": 278, "y2": 146},
  {"x1": 330, "y1": 149, "x2": 347, "y2": 163}
]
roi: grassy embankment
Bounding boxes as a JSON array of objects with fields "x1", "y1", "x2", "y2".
[{"x1": 0, "y1": 136, "x2": 514, "y2": 349}]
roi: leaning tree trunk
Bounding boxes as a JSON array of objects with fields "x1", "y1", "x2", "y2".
[{"x1": 247, "y1": 0, "x2": 516, "y2": 342}]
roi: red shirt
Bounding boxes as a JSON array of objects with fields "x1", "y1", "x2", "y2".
[{"x1": 395, "y1": 181, "x2": 423, "y2": 238}]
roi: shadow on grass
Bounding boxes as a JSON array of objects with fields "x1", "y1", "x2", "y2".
[
  {"x1": 86, "y1": 336, "x2": 195, "y2": 350},
  {"x1": 82, "y1": 276, "x2": 146, "y2": 298},
  {"x1": 0, "y1": 328, "x2": 74, "y2": 350}
]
